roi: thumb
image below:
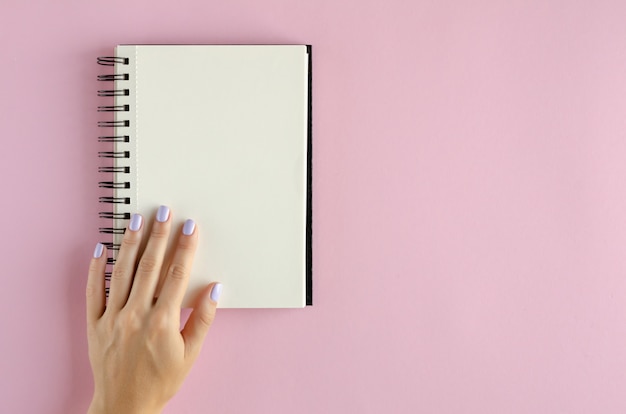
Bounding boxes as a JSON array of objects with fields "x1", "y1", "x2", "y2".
[{"x1": 182, "y1": 282, "x2": 222, "y2": 359}]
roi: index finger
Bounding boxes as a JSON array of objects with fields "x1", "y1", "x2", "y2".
[
  {"x1": 86, "y1": 243, "x2": 107, "y2": 325},
  {"x1": 156, "y1": 219, "x2": 198, "y2": 309}
]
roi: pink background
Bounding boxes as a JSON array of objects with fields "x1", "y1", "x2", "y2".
[{"x1": 2, "y1": 0, "x2": 626, "y2": 412}]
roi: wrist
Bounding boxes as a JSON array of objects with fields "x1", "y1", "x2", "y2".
[{"x1": 88, "y1": 395, "x2": 164, "y2": 414}]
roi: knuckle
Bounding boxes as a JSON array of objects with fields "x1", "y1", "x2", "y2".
[
  {"x1": 116, "y1": 308, "x2": 143, "y2": 333},
  {"x1": 137, "y1": 257, "x2": 160, "y2": 274},
  {"x1": 148, "y1": 308, "x2": 171, "y2": 332},
  {"x1": 150, "y1": 224, "x2": 169, "y2": 239},
  {"x1": 177, "y1": 236, "x2": 196, "y2": 251},
  {"x1": 121, "y1": 234, "x2": 140, "y2": 248},
  {"x1": 110, "y1": 267, "x2": 127, "y2": 281},
  {"x1": 85, "y1": 285, "x2": 95, "y2": 298},
  {"x1": 198, "y1": 310, "x2": 215, "y2": 328},
  {"x1": 167, "y1": 264, "x2": 188, "y2": 281},
  {"x1": 88, "y1": 260, "x2": 101, "y2": 275},
  {"x1": 103, "y1": 315, "x2": 116, "y2": 332}
]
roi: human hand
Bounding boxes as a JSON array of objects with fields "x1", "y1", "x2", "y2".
[{"x1": 86, "y1": 206, "x2": 222, "y2": 414}]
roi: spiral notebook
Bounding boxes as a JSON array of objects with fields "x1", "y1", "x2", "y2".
[{"x1": 97, "y1": 45, "x2": 312, "y2": 308}]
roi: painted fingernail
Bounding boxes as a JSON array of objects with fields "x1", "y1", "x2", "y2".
[
  {"x1": 210, "y1": 283, "x2": 223, "y2": 302},
  {"x1": 183, "y1": 219, "x2": 196, "y2": 235},
  {"x1": 93, "y1": 242, "x2": 104, "y2": 258},
  {"x1": 156, "y1": 205, "x2": 170, "y2": 222},
  {"x1": 129, "y1": 214, "x2": 143, "y2": 231}
]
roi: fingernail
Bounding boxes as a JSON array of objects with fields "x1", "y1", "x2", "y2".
[
  {"x1": 183, "y1": 219, "x2": 195, "y2": 235},
  {"x1": 210, "y1": 283, "x2": 223, "y2": 302},
  {"x1": 93, "y1": 242, "x2": 104, "y2": 258},
  {"x1": 129, "y1": 214, "x2": 143, "y2": 231},
  {"x1": 156, "y1": 205, "x2": 170, "y2": 222}
]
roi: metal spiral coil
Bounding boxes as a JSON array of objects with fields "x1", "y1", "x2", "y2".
[
  {"x1": 98, "y1": 136, "x2": 130, "y2": 143},
  {"x1": 99, "y1": 197, "x2": 131, "y2": 204},
  {"x1": 99, "y1": 212, "x2": 131, "y2": 219},
  {"x1": 98, "y1": 166, "x2": 130, "y2": 173},
  {"x1": 99, "y1": 227, "x2": 127, "y2": 235},
  {"x1": 98, "y1": 89, "x2": 130, "y2": 97},
  {"x1": 98, "y1": 151, "x2": 130, "y2": 158},
  {"x1": 98, "y1": 120, "x2": 130, "y2": 127},
  {"x1": 98, "y1": 105, "x2": 130, "y2": 112},
  {"x1": 98, "y1": 181, "x2": 131, "y2": 189},
  {"x1": 97, "y1": 57, "x2": 129, "y2": 66},
  {"x1": 98, "y1": 74, "x2": 130, "y2": 81},
  {"x1": 98, "y1": 55, "x2": 131, "y2": 274},
  {"x1": 101, "y1": 243, "x2": 121, "y2": 252}
]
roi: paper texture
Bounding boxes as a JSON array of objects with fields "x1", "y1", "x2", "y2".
[{"x1": 112, "y1": 45, "x2": 309, "y2": 308}]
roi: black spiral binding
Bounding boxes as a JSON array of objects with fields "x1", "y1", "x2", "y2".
[
  {"x1": 97, "y1": 57, "x2": 129, "y2": 66},
  {"x1": 98, "y1": 56, "x2": 130, "y2": 281}
]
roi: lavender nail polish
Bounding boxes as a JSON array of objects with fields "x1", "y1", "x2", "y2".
[
  {"x1": 210, "y1": 283, "x2": 223, "y2": 302},
  {"x1": 156, "y1": 205, "x2": 170, "y2": 222},
  {"x1": 129, "y1": 214, "x2": 142, "y2": 231},
  {"x1": 183, "y1": 219, "x2": 195, "y2": 235},
  {"x1": 93, "y1": 243, "x2": 104, "y2": 258}
]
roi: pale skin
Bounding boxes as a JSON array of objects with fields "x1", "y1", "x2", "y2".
[{"x1": 86, "y1": 207, "x2": 220, "y2": 414}]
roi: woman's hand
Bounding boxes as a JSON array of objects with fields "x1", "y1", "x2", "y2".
[{"x1": 86, "y1": 206, "x2": 222, "y2": 414}]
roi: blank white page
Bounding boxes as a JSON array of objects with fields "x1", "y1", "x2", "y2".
[{"x1": 113, "y1": 45, "x2": 310, "y2": 308}]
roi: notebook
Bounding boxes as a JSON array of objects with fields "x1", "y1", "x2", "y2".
[{"x1": 97, "y1": 45, "x2": 312, "y2": 308}]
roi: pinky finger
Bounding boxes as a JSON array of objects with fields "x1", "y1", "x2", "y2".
[{"x1": 87, "y1": 242, "x2": 107, "y2": 326}]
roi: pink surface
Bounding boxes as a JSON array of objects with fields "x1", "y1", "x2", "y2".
[{"x1": 2, "y1": 0, "x2": 626, "y2": 412}]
